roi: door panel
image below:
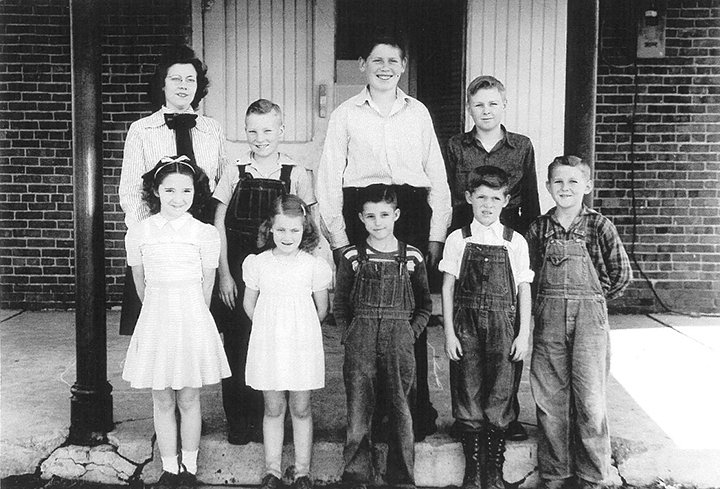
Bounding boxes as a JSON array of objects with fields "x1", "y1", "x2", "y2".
[
  {"x1": 193, "y1": 0, "x2": 335, "y2": 171},
  {"x1": 467, "y1": 0, "x2": 567, "y2": 212}
]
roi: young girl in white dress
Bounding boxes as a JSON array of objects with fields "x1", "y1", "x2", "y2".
[
  {"x1": 122, "y1": 155, "x2": 231, "y2": 486},
  {"x1": 242, "y1": 194, "x2": 332, "y2": 489}
]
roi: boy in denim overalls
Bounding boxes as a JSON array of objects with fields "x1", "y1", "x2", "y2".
[
  {"x1": 212, "y1": 99, "x2": 315, "y2": 445},
  {"x1": 334, "y1": 184, "x2": 432, "y2": 489},
  {"x1": 440, "y1": 166, "x2": 533, "y2": 489},
  {"x1": 526, "y1": 156, "x2": 631, "y2": 489}
]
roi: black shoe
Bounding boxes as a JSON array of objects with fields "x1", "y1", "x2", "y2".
[
  {"x1": 176, "y1": 470, "x2": 198, "y2": 488},
  {"x1": 260, "y1": 474, "x2": 283, "y2": 489},
  {"x1": 156, "y1": 471, "x2": 180, "y2": 488},
  {"x1": 506, "y1": 420, "x2": 528, "y2": 441},
  {"x1": 292, "y1": 475, "x2": 313, "y2": 489}
]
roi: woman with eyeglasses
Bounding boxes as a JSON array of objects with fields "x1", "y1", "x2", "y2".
[{"x1": 119, "y1": 46, "x2": 227, "y2": 336}]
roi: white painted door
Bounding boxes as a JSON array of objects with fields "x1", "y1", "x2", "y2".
[
  {"x1": 466, "y1": 0, "x2": 568, "y2": 212},
  {"x1": 192, "y1": 0, "x2": 336, "y2": 172}
]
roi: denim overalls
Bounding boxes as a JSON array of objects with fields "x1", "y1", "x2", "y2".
[
  {"x1": 530, "y1": 222, "x2": 611, "y2": 483},
  {"x1": 217, "y1": 165, "x2": 291, "y2": 440},
  {"x1": 343, "y1": 243, "x2": 417, "y2": 486},
  {"x1": 450, "y1": 225, "x2": 518, "y2": 431}
]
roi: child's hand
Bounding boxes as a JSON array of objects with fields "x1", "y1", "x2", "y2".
[
  {"x1": 218, "y1": 274, "x2": 238, "y2": 309},
  {"x1": 509, "y1": 333, "x2": 530, "y2": 362},
  {"x1": 445, "y1": 333, "x2": 463, "y2": 361}
]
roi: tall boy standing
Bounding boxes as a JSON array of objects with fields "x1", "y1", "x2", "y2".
[
  {"x1": 334, "y1": 185, "x2": 432, "y2": 489},
  {"x1": 212, "y1": 99, "x2": 315, "y2": 445},
  {"x1": 317, "y1": 32, "x2": 451, "y2": 440},
  {"x1": 526, "y1": 156, "x2": 632, "y2": 489},
  {"x1": 446, "y1": 75, "x2": 540, "y2": 440},
  {"x1": 440, "y1": 166, "x2": 532, "y2": 489}
]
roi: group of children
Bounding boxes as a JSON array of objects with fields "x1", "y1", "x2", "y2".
[{"x1": 120, "y1": 36, "x2": 631, "y2": 489}]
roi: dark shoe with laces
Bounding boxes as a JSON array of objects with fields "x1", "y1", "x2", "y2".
[
  {"x1": 176, "y1": 471, "x2": 198, "y2": 488},
  {"x1": 506, "y1": 420, "x2": 529, "y2": 441},
  {"x1": 260, "y1": 473, "x2": 283, "y2": 489},
  {"x1": 292, "y1": 475, "x2": 313, "y2": 489},
  {"x1": 156, "y1": 471, "x2": 180, "y2": 488}
]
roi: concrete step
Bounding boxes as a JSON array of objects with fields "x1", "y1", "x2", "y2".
[{"x1": 41, "y1": 424, "x2": 544, "y2": 487}]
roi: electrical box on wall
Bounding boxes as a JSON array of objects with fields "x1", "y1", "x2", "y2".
[{"x1": 637, "y1": 1, "x2": 666, "y2": 58}]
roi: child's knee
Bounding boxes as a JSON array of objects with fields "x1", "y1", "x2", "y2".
[
  {"x1": 176, "y1": 388, "x2": 200, "y2": 412},
  {"x1": 289, "y1": 393, "x2": 312, "y2": 420},
  {"x1": 264, "y1": 393, "x2": 287, "y2": 418},
  {"x1": 152, "y1": 390, "x2": 177, "y2": 413}
]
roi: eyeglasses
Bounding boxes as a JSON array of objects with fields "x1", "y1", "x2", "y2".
[{"x1": 166, "y1": 75, "x2": 197, "y2": 86}]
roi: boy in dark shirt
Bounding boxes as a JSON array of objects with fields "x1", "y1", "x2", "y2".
[{"x1": 446, "y1": 75, "x2": 540, "y2": 441}]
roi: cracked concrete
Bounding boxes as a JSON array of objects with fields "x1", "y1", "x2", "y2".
[{"x1": 3, "y1": 310, "x2": 719, "y2": 487}]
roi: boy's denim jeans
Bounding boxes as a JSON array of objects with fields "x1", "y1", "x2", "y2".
[
  {"x1": 342, "y1": 246, "x2": 417, "y2": 485},
  {"x1": 450, "y1": 236, "x2": 518, "y2": 431},
  {"x1": 531, "y1": 228, "x2": 612, "y2": 483},
  {"x1": 343, "y1": 316, "x2": 416, "y2": 485}
]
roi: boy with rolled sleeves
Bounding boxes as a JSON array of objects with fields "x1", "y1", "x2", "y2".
[
  {"x1": 526, "y1": 156, "x2": 632, "y2": 489},
  {"x1": 446, "y1": 75, "x2": 540, "y2": 441},
  {"x1": 440, "y1": 166, "x2": 533, "y2": 489},
  {"x1": 212, "y1": 99, "x2": 315, "y2": 445},
  {"x1": 334, "y1": 184, "x2": 432, "y2": 489}
]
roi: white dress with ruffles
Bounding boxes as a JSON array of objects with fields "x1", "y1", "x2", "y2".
[{"x1": 243, "y1": 249, "x2": 332, "y2": 391}]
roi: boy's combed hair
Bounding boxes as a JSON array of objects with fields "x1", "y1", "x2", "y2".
[
  {"x1": 148, "y1": 45, "x2": 210, "y2": 111},
  {"x1": 547, "y1": 155, "x2": 592, "y2": 180},
  {"x1": 360, "y1": 28, "x2": 408, "y2": 61},
  {"x1": 466, "y1": 75, "x2": 506, "y2": 104},
  {"x1": 246, "y1": 98, "x2": 283, "y2": 120},
  {"x1": 359, "y1": 184, "x2": 398, "y2": 209},
  {"x1": 257, "y1": 194, "x2": 320, "y2": 252},
  {"x1": 141, "y1": 155, "x2": 212, "y2": 218},
  {"x1": 466, "y1": 165, "x2": 510, "y2": 195}
]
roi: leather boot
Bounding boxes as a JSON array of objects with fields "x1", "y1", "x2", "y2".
[
  {"x1": 485, "y1": 427, "x2": 506, "y2": 489},
  {"x1": 460, "y1": 430, "x2": 485, "y2": 489}
]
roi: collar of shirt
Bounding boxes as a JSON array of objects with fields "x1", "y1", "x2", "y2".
[
  {"x1": 144, "y1": 107, "x2": 212, "y2": 133},
  {"x1": 149, "y1": 212, "x2": 192, "y2": 231},
  {"x1": 546, "y1": 204, "x2": 596, "y2": 233},
  {"x1": 235, "y1": 151, "x2": 296, "y2": 176},
  {"x1": 354, "y1": 85, "x2": 411, "y2": 118},
  {"x1": 469, "y1": 218, "x2": 506, "y2": 243},
  {"x1": 459, "y1": 125, "x2": 521, "y2": 151}
]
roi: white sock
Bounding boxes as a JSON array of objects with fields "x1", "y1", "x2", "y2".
[
  {"x1": 181, "y1": 449, "x2": 199, "y2": 474},
  {"x1": 161, "y1": 455, "x2": 179, "y2": 474}
]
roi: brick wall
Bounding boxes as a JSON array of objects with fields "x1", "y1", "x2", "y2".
[
  {"x1": 0, "y1": 0, "x2": 192, "y2": 309},
  {"x1": 595, "y1": 0, "x2": 720, "y2": 313},
  {"x1": 2, "y1": 0, "x2": 719, "y2": 313}
]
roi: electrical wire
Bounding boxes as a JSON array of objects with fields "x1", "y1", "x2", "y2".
[
  {"x1": 626, "y1": 62, "x2": 720, "y2": 318},
  {"x1": 599, "y1": 2, "x2": 720, "y2": 318}
]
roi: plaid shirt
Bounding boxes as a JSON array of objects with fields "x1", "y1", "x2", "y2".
[{"x1": 526, "y1": 205, "x2": 632, "y2": 300}]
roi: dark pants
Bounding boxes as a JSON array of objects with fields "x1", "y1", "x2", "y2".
[
  {"x1": 343, "y1": 317, "x2": 416, "y2": 485},
  {"x1": 211, "y1": 247, "x2": 264, "y2": 435},
  {"x1": 451, "y1": 307, "x2": 517, "y2": 430},
  {"x1": 119, "y1": 267, "x2": 141, "y2": 336},
  {"x1": 343, "y1": 186, "x2": 437, "y2": 437}
]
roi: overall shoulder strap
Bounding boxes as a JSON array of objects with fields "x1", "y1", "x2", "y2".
[
  {"x1": 355, "y1": 242, "x2": 368, "y2": 263},
  {"x1": 396, "y1": 241, "x2": 408, "y2": 263},
  {"x1": 279, "y1": 165, "x2": 293, "y2": 192},
  {"x1": 502, "y1": 225, "x2": 514, "y2": 243},
  {"x1": 237, "y1": 164, "x2": 251, "y2": 180}
]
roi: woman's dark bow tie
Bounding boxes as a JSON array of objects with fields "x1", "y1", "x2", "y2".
[{"x1": 164, "y1": 113, "x2": 197, "y2": 130}]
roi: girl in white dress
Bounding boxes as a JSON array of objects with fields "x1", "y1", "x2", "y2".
[
  {"x1": 242, "y1": 195, "x2": 332, "y2": 489},
  {"x1": 122, "y1": 155, "x2": 231, "y2": 486}
]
